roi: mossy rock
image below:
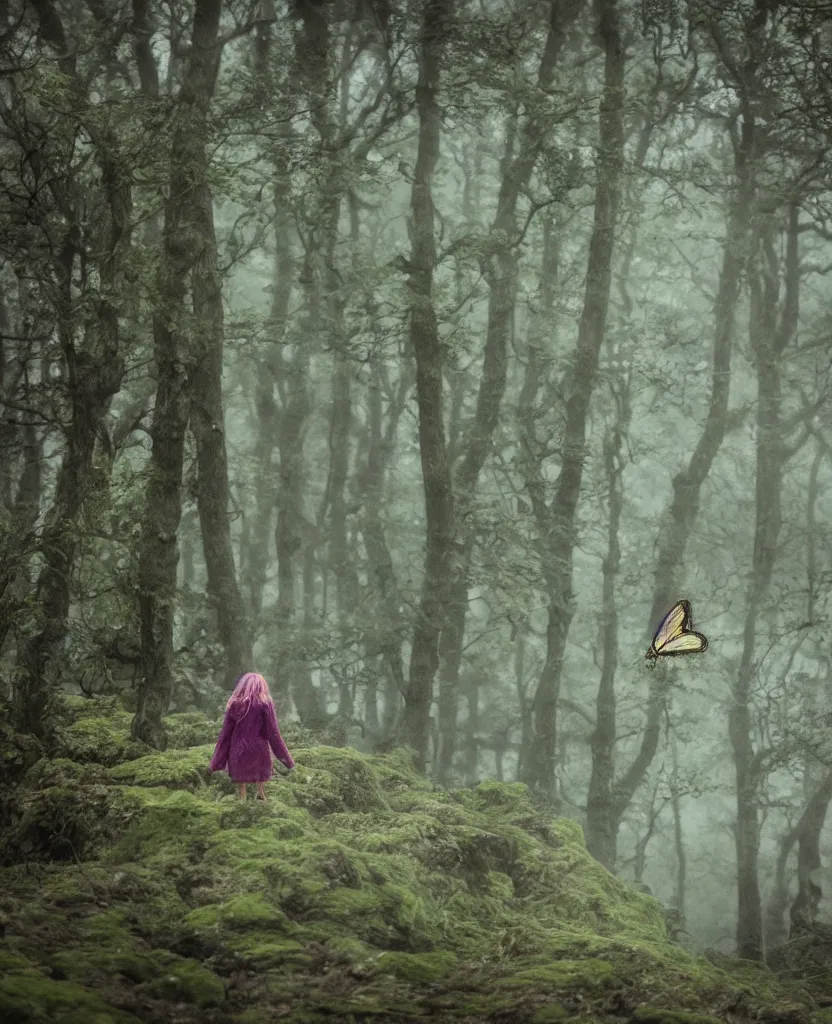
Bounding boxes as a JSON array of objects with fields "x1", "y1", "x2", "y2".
[
  {"x1": 365, "y1": 747, "x2": 434, "y2": 792},
  {"x1": 375, "y1": 950, "x2": 457, "y2": 983},
  {"x1": 768, "y1": 924, "x2": 832, "y2": 997},
  {"x1": 633, "y1": 1011, "x2": 726, "y2": 1024},
  {"x1": 141, "y1": 954, "x2": 225, "y2": 1007},
  {"x1": 2, "y1": 763, "x2": 122, "y2": 864},
  {"x1": 60, "y1": 694, "x2": 125, "y2": 722},
  {"x1": 186, "y1": 892, "x2": 291, "y2": 932},
  {"x1": 162, "y1": 712, "x2": 222, "y2": 749},
  {"x1": 106, "y1": 788, "x2": 221, "y2": 864},
  {"x1": 0, "y1": 717, "x2": 45, "y2": 788},
  {"x1": 23, "y1": 757, "x2": 113, "y2": 789},
  {"x1": 55, "y1": 714, "x2": 148, "y2": 767},
  {"x1": 0, "y1": 960, "x2": 140, "y2": 1023},
  {"x1": 109, "y1": 747, "x2": 213, "y2": 789},
  {"x1": 530, "y1": 1007, "x2": 571, "y2": 1023},
  {"x1": 499, "y1": 957, "x2": 621, "y2": 992},
  {"x1": 290, "y1": 746, "x2": 389, "y2": 814}
]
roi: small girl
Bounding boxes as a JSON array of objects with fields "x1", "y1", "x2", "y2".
[{"x1": 209, "y1": 672, "x2": 295, "y2": 801}]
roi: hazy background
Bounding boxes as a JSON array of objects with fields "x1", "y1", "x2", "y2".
[{"x1": 1, "y1": 0, "x2": 831, "y2": 964}]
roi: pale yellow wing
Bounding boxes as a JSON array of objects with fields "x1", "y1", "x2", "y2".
[
  {"x1": 651, "y1": 600, "x2": 689, "y2": 653},
  {"x1": 659, "y1": 631, "x2": 708, "y2": 655}
]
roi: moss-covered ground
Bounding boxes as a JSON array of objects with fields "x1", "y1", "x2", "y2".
[{"x1": 0, "y1": 696, "x2": 825, "y2": 1023}]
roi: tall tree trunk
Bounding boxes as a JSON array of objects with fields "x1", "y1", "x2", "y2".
[
  {"x1": 463, "y1": 673, "x2": 480, "y2": 787},
  {"x1": 273, "y1": 363, "x2": 320, "y2": 720},
  {"x1": 601, "y1": 6, "x2": 778, "y2": 850},
  {"x1": 329, "y1": 196, "x2": 361, "y2": 721},
  {"x1": 0, "y1": 290, "x2": 13, "y2": 512},
  {"x1": 434, "y1": 541, "x2": 472, "y2": 782},
  {"x1": 514, "y1": 626, "x2": 532, "y2": 782},
  {"x1": 766, "y1": 443, "x2": 830, "y2": 948},
  {"x1": 15, "y1": 3, "x2": 131, "y2": 738},
  {"x1": 359, "y1": 358, "x2": 410, "y2": 743},
  {"x1": 581, "y1": 108, "x2": 653, "y2": 867},
  {"x1": 272, "y1": 0, "x2": 340, "y2": 725},
  {"x1": 0, "y1": 396, "x2": 42, "y2": 660},
  {"x1": 434, "y1": 0, "x2": 581, "y2": 786},
  {"x1": 670, "y1": 734, "x2": 687, "y2": 916},
  {"x1": 400, "y1": 0, "x2": 456, "y2": 772},
  {"x1": 790, "y1": 769, "x2": 832, "y2": 934},
  {"x1": 585, "y1": 373, "x2": 630, "y2": 868},
  {"x1": 132, "y1": 0, "x2": 223, "y2": 748},
  {"x1": 523, "y1": 0, "x2": 625, "y2": 796},
  {"x1": 248, "y1": 14, "x2": 293, "y2": 624},
  {"x1": 767, "y1": 764, "x2": 832, "y2": 948},
  {"x1": 189, "y1": 170, "x2": 252, "y2": 686},
  {"x1": 731, "y1": 205, "x2": 799, "y2": 962}
]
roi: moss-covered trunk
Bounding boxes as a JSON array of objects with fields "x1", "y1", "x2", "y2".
[
  {"x1": 463, "y1": 674, "x2": 480, "y2": 786},
  {"x1": 14, "y1": 5, "x2": 132, "y2": 738},
  {"x1": 0, "y1": 410, "x2": 41, "y2": 660},
  {"x1": 133, "y1": 0, "x2": 224, "y2": 749},
  {"x1": 329, "y1": 197, "x2": 361, "y2": 719}
]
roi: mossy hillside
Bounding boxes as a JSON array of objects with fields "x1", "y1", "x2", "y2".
[{"x1": 0, "y1": 700, "x2": 823, "y2": 1023}]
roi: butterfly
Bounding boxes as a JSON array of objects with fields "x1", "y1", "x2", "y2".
[{"x1": 645, "y1": 599, "x2": 708, "y2": 662}]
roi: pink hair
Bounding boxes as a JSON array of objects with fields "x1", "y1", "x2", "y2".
[{"x1": 226, "y1": 672, "x2": 273, "y2": 719}]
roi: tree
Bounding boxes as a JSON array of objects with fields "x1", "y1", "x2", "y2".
[
  {"x1": 582, "y1": 3, "x2": 761, "y2": 868},
  {"x1": 132, "y1": 0, "x2": 248, "y2": 748},
  {"x1": 522, "y1": 0, "x2": 626, "y2": 796},
  {"x1": 400, "y1": 0, "x2": 457, "y2": 771},
  {"x1": 6, "y1": 0, "x2": 134, "y2": 740},
  {"x1": 434, "y1": 0, "x2": 582, "y2": 786}
]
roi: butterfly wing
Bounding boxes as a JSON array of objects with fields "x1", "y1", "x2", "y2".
[
  {"x1": 650, "y1": 600, "x2": 692, "y2": 655},
  {"x1": 657, "y1": 631, "x2": 708, "y2": 656}
]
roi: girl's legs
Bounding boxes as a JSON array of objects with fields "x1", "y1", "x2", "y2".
[
  {"x1": 238, "y1": 783, "x2": 247, "y2": 801},
  {"x1": 256, "y1": 782, "x2": 267, "y2": 800}
]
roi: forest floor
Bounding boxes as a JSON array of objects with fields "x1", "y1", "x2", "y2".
[{"x1": 0, "y1": 695, "x2": 829, "y2": 1024}]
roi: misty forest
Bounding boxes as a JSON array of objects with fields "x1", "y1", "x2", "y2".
[{"x1": 3, "y1": 0, "x2": 832, "y2": 1020}]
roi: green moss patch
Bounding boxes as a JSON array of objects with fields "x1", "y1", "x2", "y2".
[
  {"x1": 110, "y1": 746, "x2": 214, "y2": 789},
  {"x1": 0, "y1": 954, "x2": 141, "y2": 1023},
  {"x1": 163, "y1": 712, "x2": 223, "y2": 749},
  {"x1": 375, "y1": 950, "x2": 457, "y2": 983},
  {"x1": 56, "y1": 715, "x2": 147, "y2": 767},
  {"x1": 633, "y1": 1011, "x2": 725, "y2": 1024},
  {"x1": 0, "y1": 715, "x2": 821, "y2": 1024}
]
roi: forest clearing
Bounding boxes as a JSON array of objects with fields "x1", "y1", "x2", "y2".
[{"x1": 2, "y1": 0, "x2": 832, "y2": 1018}]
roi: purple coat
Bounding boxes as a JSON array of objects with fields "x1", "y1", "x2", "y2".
[{"x1": 209, "y1": 700, "x2": 294, "y2": 783}]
